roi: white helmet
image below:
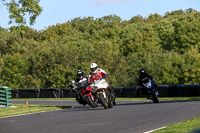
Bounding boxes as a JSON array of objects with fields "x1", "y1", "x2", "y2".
[{"x1": 90, "y1": 63, "x2": 98, "y2": 73}]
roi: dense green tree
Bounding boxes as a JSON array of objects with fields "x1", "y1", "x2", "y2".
[
  {"x1": 129, "y1": 15, "x2": 143, "y2": 23},
  {"x1": 0, "y1": 8, "x2": 200, "y2": 89},
  {"x1": 146, "y1": 13, "x2": 162, "y2": 22},
  {"x1": 2, "y1": 0, "x2": 42, "y2": 25},
  {"x1": 0, "y1": 53, "x2": 30, "y2": 88}
]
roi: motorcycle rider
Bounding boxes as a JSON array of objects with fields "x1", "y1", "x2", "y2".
[
  {"x1": 89, "y1": 63, "x2": 108, "y2": 82},
  {"x1": 89, "y1": 63, "x2": 116, "y2": 105},
  {"x1": 76, "y1": 69, "x2": 88, "y2": 84},
  {"x1": 138, "y1": 68, "x2": 157, "y2": 98},
  {"x1": 138, "y1": 69, "x2": 153, "y2": 85},
  {"x1": 71, "y1": 69, "x2": 89, "y2": 105}
]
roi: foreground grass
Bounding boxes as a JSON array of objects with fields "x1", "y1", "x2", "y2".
[
  {"x1": 153, "y1": 117, "x2": 200, "y2": 133},
  {"x1": 12, "y1": 98, "x2": 76, "y2": 101},
  {"x1": 0, "y1": 104, "x2": 71, "y2": 118},
  {"x1": 12, "y1": 97, "x2": 200, "y2": 101}
]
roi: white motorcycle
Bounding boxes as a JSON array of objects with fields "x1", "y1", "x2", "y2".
[{"x1": 90, "y1": 79, "x2": 114, "y2": 109}]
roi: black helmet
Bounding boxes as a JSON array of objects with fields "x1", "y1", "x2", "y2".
[
  {"x1": 140, "y1": 69, "x2": 146, "y2": 74},
  {"x1": 77, "y1": 69, "x2": 84, "y2": 78}
]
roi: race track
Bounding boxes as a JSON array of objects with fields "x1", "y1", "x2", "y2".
[{"x1": 1, "y1": 100, "x2": 200, "y2": 133}]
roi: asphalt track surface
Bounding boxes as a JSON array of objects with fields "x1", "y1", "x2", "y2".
[{"x1": 1, "y1": 100, "x2": 200, "y2": 133}]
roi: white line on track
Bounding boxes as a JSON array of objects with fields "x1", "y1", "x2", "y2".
[{"x1": 144, "y1": 126, "x2": 166, "y2": 133}]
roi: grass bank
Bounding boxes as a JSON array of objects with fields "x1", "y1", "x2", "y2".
[
  {"x1": 0, "y1": 104, "x2": 71, "y2": 118},
  {"x1": 152, "y1": 117, "x2": 200, "y2": 133}
]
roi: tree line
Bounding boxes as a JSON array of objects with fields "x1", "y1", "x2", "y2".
[{"x1": 0, "y1": 8, "x2": 200, "y2": 89}]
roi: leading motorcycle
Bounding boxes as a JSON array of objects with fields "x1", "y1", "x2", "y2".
[{"x1": 89, "y1": 74, "x2": 114, "y2": 109}]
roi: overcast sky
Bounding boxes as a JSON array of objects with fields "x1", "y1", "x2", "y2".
[{"x1": 0, "y1": 0, "x2": 200, "y2": 30}]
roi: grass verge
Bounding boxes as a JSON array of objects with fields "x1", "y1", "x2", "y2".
[
  {"x1": 12, "y1": 98, "x2": 76, "y2": 101},
  {"x1": 152, "y1": 117, "x2": 200, "y2": 133},
  {"x1": 0, "y1": 104, "x2": 71, "y2": 118}
]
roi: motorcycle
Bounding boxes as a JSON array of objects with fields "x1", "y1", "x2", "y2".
[
  {"x1": 89, "y1": 74, "x2": 114, "y2": 109},
  {"x1": 70, "y1": 79, "x2": 88, "y2": 106},
  {"x1": 81, "y1": 85, "x2": 97, "y2": 108},
  {"x1": 141, "y1": 77, "x2": 159, "y2": 103},
  {"x1": 71, "y1": 77, "x2": 98, "y2": 108}
]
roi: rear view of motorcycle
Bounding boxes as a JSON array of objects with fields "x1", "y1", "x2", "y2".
[{"x1": 141, "y1": 77, "x2": 159, "y2": 103}]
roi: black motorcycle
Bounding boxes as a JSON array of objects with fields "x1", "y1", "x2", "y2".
[{"x1": 70, "y1": 79, "x2": 88, "y2": 105}]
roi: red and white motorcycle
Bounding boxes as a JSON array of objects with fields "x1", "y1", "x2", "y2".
[{"x1": 88, "y1": 74, "x2": 114, "y2": 109}]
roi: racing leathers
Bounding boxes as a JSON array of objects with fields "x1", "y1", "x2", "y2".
[
  {"x1": 89, "y1": 68, "x2": 116, "y2": 105},
  {"x1": 88, "y1": 68, "x2": 108, "y2": 83},
  {"x1": 71, "y1": 75, "x2": 89, "y2": 105},
  {"x1": 138, "y1": 72, "x2": 157, "y2": 98},
  {"x1": 138, "y1": 73, "x2": 153, "y2": 86}
]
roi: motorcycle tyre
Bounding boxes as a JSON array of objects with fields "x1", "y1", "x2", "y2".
[
  {"x1": 151, "y1": 90, "x2": 159, "y2": 103},
  {"x1": 108, "y1": 93, "x2": 114, "y2": 108},
  {"x1": 108, "y1": 100, "x2": 113, "y2": 108},
  {"x1": 87, "y1": 95, "x2": 96, "y2": 108},
  {"x1": 99, "y1": 93, "x2": 109, "y2": 109},
  {"x1": 113, "y1": 97, "x2": 116, "y2": 105}
]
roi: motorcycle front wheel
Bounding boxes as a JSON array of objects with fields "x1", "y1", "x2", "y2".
[
  {"x1": 151, "y1": 90, "x2": 159, "y2": 103},
  {"x1": 99, "y1": 93, "x2": 109, "y2": 109},
  {"x1": 87, "y1": 95, "x2": 96, "y2": 108}
]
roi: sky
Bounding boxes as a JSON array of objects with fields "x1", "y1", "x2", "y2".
[{"x1": 0, "y1": 0, "x2": 200, "y2": 30}]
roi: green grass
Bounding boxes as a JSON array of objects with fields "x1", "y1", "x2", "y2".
[
  {"x1": 12, "y1": 98, "x2": 76, "y2": 101},
  {"x1": 0, "y1": 104, "x2": 71, "y2": 118},
  {"x1": 12, "y1": 97, "x2": 200, "y2": 101},
  {"x1": 152, "y1": 117, "x2": 200, "y2": 133}
]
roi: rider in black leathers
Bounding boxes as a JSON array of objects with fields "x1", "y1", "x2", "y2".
[
  {"x1": 138, "y1": 69, "x2": 156, "y2": 98},
  {"x1": 71, "y1": 69, "x2": 89, "y2": 105},
  {"x1": 138, "y1": 69, "x2": 153, "y2": 86}
]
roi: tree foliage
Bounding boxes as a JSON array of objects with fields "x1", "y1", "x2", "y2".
[
  {"x1": 0, "y1": 9, "x2": 200, "y2": 89},
  {"x1": 2, "y1": 0, "x2": 42, "y2": 25}
]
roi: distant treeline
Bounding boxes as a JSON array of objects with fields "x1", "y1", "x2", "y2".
[{"x1": 0, "y1": 8, "x2": 200, "y2": 89}]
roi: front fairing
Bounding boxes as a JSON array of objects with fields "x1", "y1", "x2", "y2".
[
  {"x1": 142, "y1": 79, "x2": 154, "y2": 90},
  {"x1": 91, "y1": 79, "x2": 108, "y2": 92}
]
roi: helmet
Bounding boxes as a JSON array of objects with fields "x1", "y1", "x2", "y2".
[
  {"x1": 71, "y1": 80, "x2": 75, "y2": 86},
  {"x1": 140, "y1": 69, "x2": 146, "y2": 74},
  {"x1": 90, "y1": 63, "x2": 98, "y2": 73},
  {"x1": 77, "y1": 69, "x2": 84, "y2": 78}
]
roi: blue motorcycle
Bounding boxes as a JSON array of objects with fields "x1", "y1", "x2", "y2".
[{"x1": 141, "y1": 77, "x2": 159, "y2": 103}]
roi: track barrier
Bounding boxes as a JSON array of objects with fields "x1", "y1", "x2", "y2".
[
  {"x1": 9, "y1": 84, "x2": 200, "y2": 98},
  {"x1": 0, "y1": 86, "x2": 12, "y2": 107}
]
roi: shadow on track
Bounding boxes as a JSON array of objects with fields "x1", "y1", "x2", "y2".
[{"x1": 62, "y1": 105, "x2": 106, "y2": 112}]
